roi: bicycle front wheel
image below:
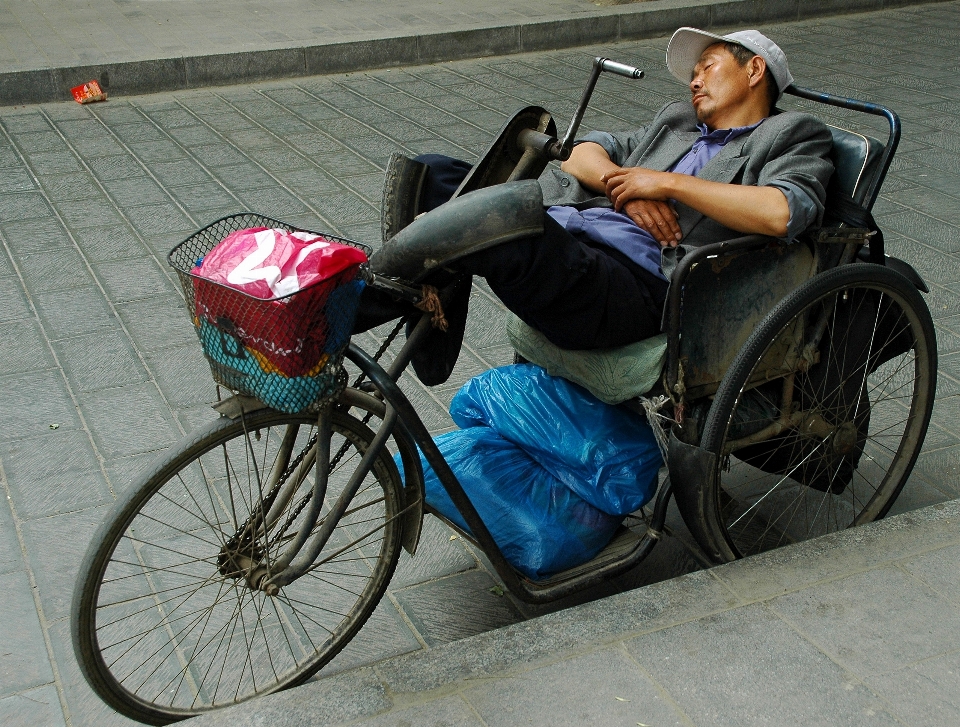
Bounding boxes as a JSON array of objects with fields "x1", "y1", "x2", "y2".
[{"x1": 72, "y1": 407, "x2": 403, "y2": 724}]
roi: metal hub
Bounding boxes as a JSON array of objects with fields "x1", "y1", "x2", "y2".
[{"x1": 831, "y1": 421, "x2": 859, "y2": 455}]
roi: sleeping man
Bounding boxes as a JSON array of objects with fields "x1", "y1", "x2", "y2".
[{"x1": 361, "y1": 27, "x2": 835, "y2": 385}]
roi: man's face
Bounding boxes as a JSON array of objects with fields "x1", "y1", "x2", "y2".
[{"x1": 689, "y1": 43, "x2": 753, "y2": 127}]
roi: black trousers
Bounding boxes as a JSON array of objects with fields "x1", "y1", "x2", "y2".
[{"x1": 416, "y1": 155, "x2": 668, "y2": 350}]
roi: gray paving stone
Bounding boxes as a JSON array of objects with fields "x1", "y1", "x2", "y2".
[
  {"x1": 149, "y1": 158, "x2": 216, "y2": 187},
  {"x1": 53, "y1": 330, "x2": 147, "y2": 393},
  {"x1": 84, "y1": 154, "x2": 146, "y2": 182},
  {"x1": 888, "y1": 475, "x2": 959, "y2": 516},
  {"x1": 770, "y1": 565, "x2": 960, "y2": 679},
  {"x1": 0, "y1": 210, "x2": 72, "y2": 256},
  {"x1": 16, "y1": 246, "x2": 93, "y2": 295},
  {"x1": 37, "y1": 169, "x2": 105, "y2": 203},
  {"x1": 92, "y1": 257, "x2": 173, "y2": 303},
  {"x1": 0, "y1": 320, "x2": 53, "y2": 376},
  {"x1": 115, "y1": 294, "x2": 199, "y2": 353},
  {"x1": 625, "y1": 603, "x2": 900, "y2": 727},
  {"x1": 710, "y1": 499, "x2": 960, "y2": 602},
  {"x1": 164, "y1": 124, "x2": 223, "y2": 147},
  {"x1": 0, "y1": 167, "x2": 36, "y2": 194},
  {"x1": 288, "y1": 172, "x2": 351, "y2": 206},
  {"x1": 0, "y1": 428, "x2": 111, "y2": 519},
  {"x1": 319, "y1": 602, "x2": 422, "y2": 678},
  {"x1": 899, "y1": 542, "x2": 960, "y2": 605},
  {"x1": 0, "y1": 369, "x2": 82, "y2": 442},
  {"x1": 110, "y1": 121, "x2": 166, "y2": 144},
  {"x1": 101, "y1": 450, "x2": 165, "y2": 498},
  {"x1": 188, "y1": 666, "x2": 390, "y2": 727},
  {"x1": 392, "y1": 568, "x2": 523, "y2": 647},
  {"x1": 166, "y1": 183, "x2": 238, "y2": 213},
  {"x1": 75, "y1": 225, "x2": 147, "y2": 263},
  {"x1": 1, "y1": 111, "x2": 53, "y2": 134},
  {"x1": 236, "y1": 187, "x2": 310, "y2": 217},
  {"x1": 10, "y1": 130, "x2": 65, "y2": 155},
  {"x1": 865, "y1": 649, "x2": 960, "y2": 727},
  {"x1": 77, "y1": 382, "x2": 180, "y2": 459},
  {"x1": 19, "y1": 505, "x2": 110, "y2": 622},
  {"x1": 42, "y1": 618, "x2": 141, "y2": 727},
  {"x1": 142, "y1": 343, "x2": 216, "y2": 408},
  {"x1": 0, "y1": 495, "x2": 23, "y2": 575},
  {"x1": 0, "y1": 428, "x2": 99, "y2": 482},
  {"x1": 0, "y1": 191, "x2": 51, "y2": 222},
  {"x1": 20, "y1": 148, "x2": 84, "y2": 175},
  {"x1": 56, "y1": 119, "x2": 113, "y2": 142},
  {"x1": 209, "y1": 163, "x2": 277, "y2": 193},
  {"x1": 188, "y1": 142, "x2": 250, "y2": 168},
  {"x1": 389, "y1": 516, "x2": 478, "y2": 590},
  {"x1": 124, "y1": 139, "x2": 190, "y2": 164},
  {"x1": 55, "y1": 134, "x2": 127, "y2": 158},
  {"x1": 8, "y1": 465, "x2": 112, "y2": 521},
  {"x1": 0, "y1": 684, "x2": 66, "y2": 727},
  {"x1": 344, "y1": 696, "x2": 482, "y2": 727},
  {"x1": 32, "y1": 285, "x2": 117, "y2": 340},
  {"x1": 120, "y1": 202, "x2": 195, "y2": 236},
  {"x1": 0, "y1": 570, "x2": 54, "y2": 696},
  {"x1": 464, "y1": 647, "x2": 688, "y2": 727},
  {"x1": 56, "y1": 199, "x2": 127, "y2": 231},
  {"x1": 100, "y1": 175, "x2": 171, "y2": 208},
  {"x1": 173, "y1": 400, "x2": 220, "y2": 434}
]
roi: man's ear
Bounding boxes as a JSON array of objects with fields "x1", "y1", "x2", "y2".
[{"x1": 746, "y1": 55, "x2": 767, "y2": 89}]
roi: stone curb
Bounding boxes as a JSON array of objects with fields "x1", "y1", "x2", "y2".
[
  {"x1": 187, "y1": 497, "x2": 960, "y2": 726},
  {"x1": 0, "y1": 0, "x2": 949, "y2": 106}
]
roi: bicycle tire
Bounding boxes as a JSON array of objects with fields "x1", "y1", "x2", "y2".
[
  {"x1": 72, "y1": 407, "x2": 403, "y2": 724},
  {"x1": 689, "y1": 263, "x2": 936, "y2": 562}
]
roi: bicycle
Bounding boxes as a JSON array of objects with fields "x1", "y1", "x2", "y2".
[{"x1": 72, "y1": 58, "x2": 937, "y2": 724}]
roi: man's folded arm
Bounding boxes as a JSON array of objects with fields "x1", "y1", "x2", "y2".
[{"x1": 560, "y1": 141, "x2": 620, "y2": 194}]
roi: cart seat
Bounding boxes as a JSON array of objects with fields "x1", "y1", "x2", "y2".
[{"x1": 677, "y1": 124, "x2": 885, "y2": 400}]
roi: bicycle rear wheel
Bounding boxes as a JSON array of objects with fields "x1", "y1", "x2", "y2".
[
  {"x1": 690, "y1": 264, "x2": 936, "y2": 562},
  {"x1": 72, "y1": 407, "x2": 402, "y2": 725}
]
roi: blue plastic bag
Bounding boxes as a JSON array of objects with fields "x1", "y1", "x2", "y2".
[
  {"x1": 406, "y1": 426, "x2": 623, "y2": 580},
  {"x1": 450, "y1": 364, "x2": 662, "y2": 516}
]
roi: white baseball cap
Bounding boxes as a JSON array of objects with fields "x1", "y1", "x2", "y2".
[{"x1": 666, "y1": 27, "x2": 794, "y2": 99}]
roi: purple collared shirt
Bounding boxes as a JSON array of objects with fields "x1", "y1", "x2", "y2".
[{"x1": 547, "y1": 121, "x2": 762, "y2": 281}]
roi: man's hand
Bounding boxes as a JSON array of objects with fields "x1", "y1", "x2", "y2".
[
  {"x1": 602, "y1": 167, "x2": 670, "y2": 209},
  {"x1": 622, "y1": 199, "x2": 682, "y2": 247}
]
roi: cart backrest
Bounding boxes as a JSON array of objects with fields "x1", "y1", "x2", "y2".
[{"x1": 828, "y1": 125, "x2": 884, "y2": 208}]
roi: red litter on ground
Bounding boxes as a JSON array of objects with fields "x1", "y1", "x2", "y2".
[{"x1": 71, "y1": 80, "x2": 107, "y2": 104}]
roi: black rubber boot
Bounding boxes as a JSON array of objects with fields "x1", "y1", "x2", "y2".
[
  {"x1": 381, "y1": 152, "x2": 429, "y2": 243},
  {"x1": 408, "y1": 274, "x2": 472, "y2": 387}
]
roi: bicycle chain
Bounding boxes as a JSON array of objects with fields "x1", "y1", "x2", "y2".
[{"x1": 227, "y1": 321, "x2": 405, "y2": 559}]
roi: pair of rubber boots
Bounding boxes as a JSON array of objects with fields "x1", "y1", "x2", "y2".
[{"x1": 358, "y1": 152, "x2": 471, "y2": 387}]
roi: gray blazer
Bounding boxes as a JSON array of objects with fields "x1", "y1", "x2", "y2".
[{"x1": 538, "y1": 101, "x2": 835, "y2": 277}]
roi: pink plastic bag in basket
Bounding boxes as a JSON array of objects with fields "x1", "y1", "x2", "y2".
[
  {"x1": 191, "y1": 227, "x2": 367, "y2": 377},
  {"x1": 195, "y1": 227, "x2": 366, "y2": 299}
]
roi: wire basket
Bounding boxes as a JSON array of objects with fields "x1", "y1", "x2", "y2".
[{"x1": 168, "y1": 213, "x2": 371, "y2": 413}]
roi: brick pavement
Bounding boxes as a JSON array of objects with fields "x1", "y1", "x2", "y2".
[
  {"x1": 2, "y1": 0, "x2": 954, "y2": 104},
  {"x1": 0, "y1": 1, "x2": 960, "y2": 725}
]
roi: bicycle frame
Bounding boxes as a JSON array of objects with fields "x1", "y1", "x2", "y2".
[{"x1": 239, "y1": 78, "x2": 905, "y2": 605}]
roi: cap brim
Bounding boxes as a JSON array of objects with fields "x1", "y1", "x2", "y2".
[{"x1": 666, "y1": 27, "x2": 730, "y2": 85}]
